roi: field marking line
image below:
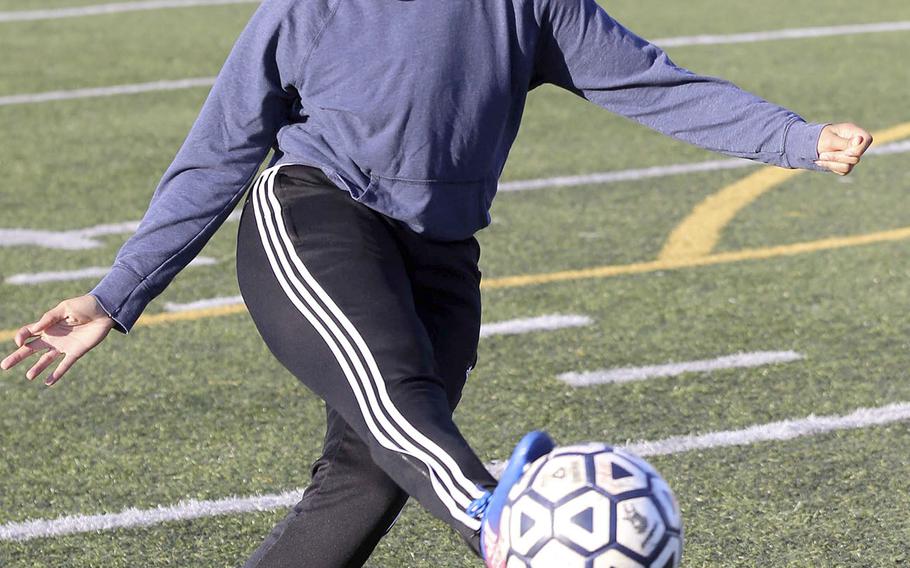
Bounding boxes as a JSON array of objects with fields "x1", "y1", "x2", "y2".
[
  {"x1": 0, "y1": 159, "x2": 750, "y2": 249},
  {"x1": 0, "y1": 2, "x2": 905, "y2": 42},
  {"x1": 0, "y1": 21, "x2": 907, "y2": 102},
  {"x1": 653, "y1": 21, "x2": 910, "y2": 48},
  {"x1": 871, "y1": 139, "x2": 910, "y2": 155},
  {"x1": 0, "y1": 221, "x2": 141, "y2": 250},
  {"x1": 498, "y1": 158, "x2": 757, "y2": 192},
  {"x1": 558, "y1": 351, "x2": 803, "y2": 387},
  {"x1": 0, "y1": 0, "x2": 258, "y2": 23},
  {"x1": 132, "y1": 303, "x2": 250, "y2": 330},
  {"x1": 0, "y1": 489, "x2": 304, "y2": 542},
  {"x1": 479, "y1": 314, "x2": 592, "y2": 337},
  {"x1": 4, "y1": 138, "x2": 909, "y2": 250},
  {"x1": 163, "y1": 295, "x2": 244, "y2": 312},
  {"x1": 163, "y1": 300, "x2": 594, "y2": 337},
  {"x1": 163, "y1": 298, "x2": 593, "y2": 338},
  {"x1": 659, "y1": 167, "x2": 800, "y2": 261},
  {"x1": 3, "y1": 401, "x2": 909, "y2": 542},
  {"x1": 4, "y1": 225, "x2": 910, "y2": 343},
  {"x1": 626, "y1": 402, "x2": 910, "y2": 457},
  {"x1": 658, "y1": 121, "x2": 910, "y2": 261},
  {"x1": 5, "y1": 257, "x2": 216, "y2": 286},
  {"x1": 167, "y1": 303, "x2": 594, "y2": 337},
  {"x1": 481, "y1": 225, "x2": 910, "y2": 290},
  {"x1": 0, "y1": 78, "x2": 216, "y2": 107},
  {"x1": 0, "y1": 211, "x2": 240, "y2": 250}
]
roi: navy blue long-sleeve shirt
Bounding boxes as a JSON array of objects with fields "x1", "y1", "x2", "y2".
[{"x1": 91, "y1": 0, "x2": 826, "y2": 332}]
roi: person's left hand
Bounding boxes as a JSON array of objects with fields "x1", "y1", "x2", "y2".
[{"x1": 815, "y1": 123, "x2": 872, "y2": 176}]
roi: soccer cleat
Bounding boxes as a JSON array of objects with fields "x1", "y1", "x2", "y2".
[{"x1": 467, "y1": 430, "x2": 556, "y2": 567}]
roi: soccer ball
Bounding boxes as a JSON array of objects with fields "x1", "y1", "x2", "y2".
[{"x1": 491, "y1": 443, "x2": 682, "y2": 567}]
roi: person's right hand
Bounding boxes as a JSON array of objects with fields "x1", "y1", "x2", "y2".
[{"x1": 0, "y1": 295, "x2": 115, "y2": 386}]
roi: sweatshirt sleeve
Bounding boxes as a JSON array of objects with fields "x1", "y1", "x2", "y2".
[
  {"x1": 534, "y1": 0, "x2": 826, "y2": 170},
  {"x1": 89, "y1": 1, "x2": 300, "y2": 333}
]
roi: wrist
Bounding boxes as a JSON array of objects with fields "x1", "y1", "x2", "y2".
[
  {"x1": 783, "y1": 121, "x2": 828, "y2": 171},
  {"x1": 85, "y1": 294, "x2": 115, "y2": 323}
]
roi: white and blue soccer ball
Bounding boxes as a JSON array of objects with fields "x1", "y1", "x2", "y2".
[{"x1": 493, "y1": 443, "x2": 683, "y2": 568}]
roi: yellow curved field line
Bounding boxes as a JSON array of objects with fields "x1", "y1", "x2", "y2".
[
  {"x1": 481, "y1": 225, "x2": 910, "y2": 289},
  {"x1": 658, "y1": 121, "x2": 910, "y2": 261},
  {"x1": 4, "y1": 225, "x2": 910, "y2": 343}
]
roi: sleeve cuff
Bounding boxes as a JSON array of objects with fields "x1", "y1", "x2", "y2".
[
  {"x1": 89, "y1": 265, "x2": 152, "y2": 334},
  {"x1": 783, "y1": 120, "x2": 828, "y2": 171}
]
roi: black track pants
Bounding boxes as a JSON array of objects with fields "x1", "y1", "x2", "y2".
[{"x1": 236, "y1": 165, "x2": 497, "y2": 567}]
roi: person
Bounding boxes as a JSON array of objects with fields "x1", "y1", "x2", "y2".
[{"x1": 1, "y1": 0, "x2": 872, "y2": 565}]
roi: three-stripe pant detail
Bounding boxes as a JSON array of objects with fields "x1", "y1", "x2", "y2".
[{"x1": 238, "y1": 163, "x2": 498, "y2": 564}]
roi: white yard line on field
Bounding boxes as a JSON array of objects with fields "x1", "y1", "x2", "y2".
[
  {"x1": 165, "y1": 301, "x2": 594, "y2": 337},
  {"x1": 0, "y1": 212, "x2": 240, "y2": 250},
  {"x1": 501, "y1": 139, "x2": 909, "y2": 193},
  {"x1": 0, "y1": 0, "x2": 258, "y2": 23},
  {"x1": 0, "y1": 490, "x2": 304, "y2": 542},
  {"x1": 5, "y1": 256, "x2": 217, "y2": 285},
  {"x1": 163, "y1": 294, "x2": 243, "y2": 312},
  {"x1": 654, "y1": 21, "x2": 910, "y2": 48},
  {"x1": 625, "y1": 402, "x2": 910, "y2": 457},
  {"x1": 478, "y1": 314, "x2": 592, "y2": 337},
  {"x1": 0, "y1": 78, "x2": 216, "y2": 106},
  {"x1": 869, "y1": 139, "x2": 910, "y2": 156},
  {"x1": 3, "y1": 401, "x2": 909, "y2": 542},
  {"x1": 1, "y1": 0, "x2": 906, "y2": 49},
  {"x1": 0, "y1": 21, "x2": 907, "y2": 103},
  {"x1": 558, "y1": 351, "x2": 804, "y2": 387},
  {"x1": 498, "y1": 158, "x2": 757, "y2": 192},
  {"x1": 167, "y1": 302, "x2": 592, "y2": 338},
  {"x1": 1, "y1": 139, "x2": 907, "y2": 250},
  {"x1": 0, "y1": 221, "x2": 141, "y2": 250}
]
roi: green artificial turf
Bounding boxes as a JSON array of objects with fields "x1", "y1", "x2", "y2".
[{"x1": 2, "y1": 1, "x2": 909, "y2": 566}]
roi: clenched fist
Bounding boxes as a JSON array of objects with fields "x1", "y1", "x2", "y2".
[{"x1": 815, "y1": 123, "x2": 873, "y2": 176}]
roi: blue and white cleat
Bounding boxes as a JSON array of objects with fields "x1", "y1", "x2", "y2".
[{"x1": 467, "y1": 430, "x2": 555, "y2": 568}]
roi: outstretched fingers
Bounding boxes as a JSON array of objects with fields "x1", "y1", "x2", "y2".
[
  {"x1": 47, "y1": 354, "x2": 80, "y2": 386},
  {"x1": 27, "y1": 349, "x2": 62, "y2": 382},
  {"x1": 14, "y1": 324, "x2": 37, "y2": 348},
  {"x1": 1, "y1": 339, "x2": 48, "y2": 372},
  {"x1": 3, "y1": 296, "x2": 114, "y2": 386},
  {"x1": 14, "y1": 307, "x2": 65, "y2": 347}
]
